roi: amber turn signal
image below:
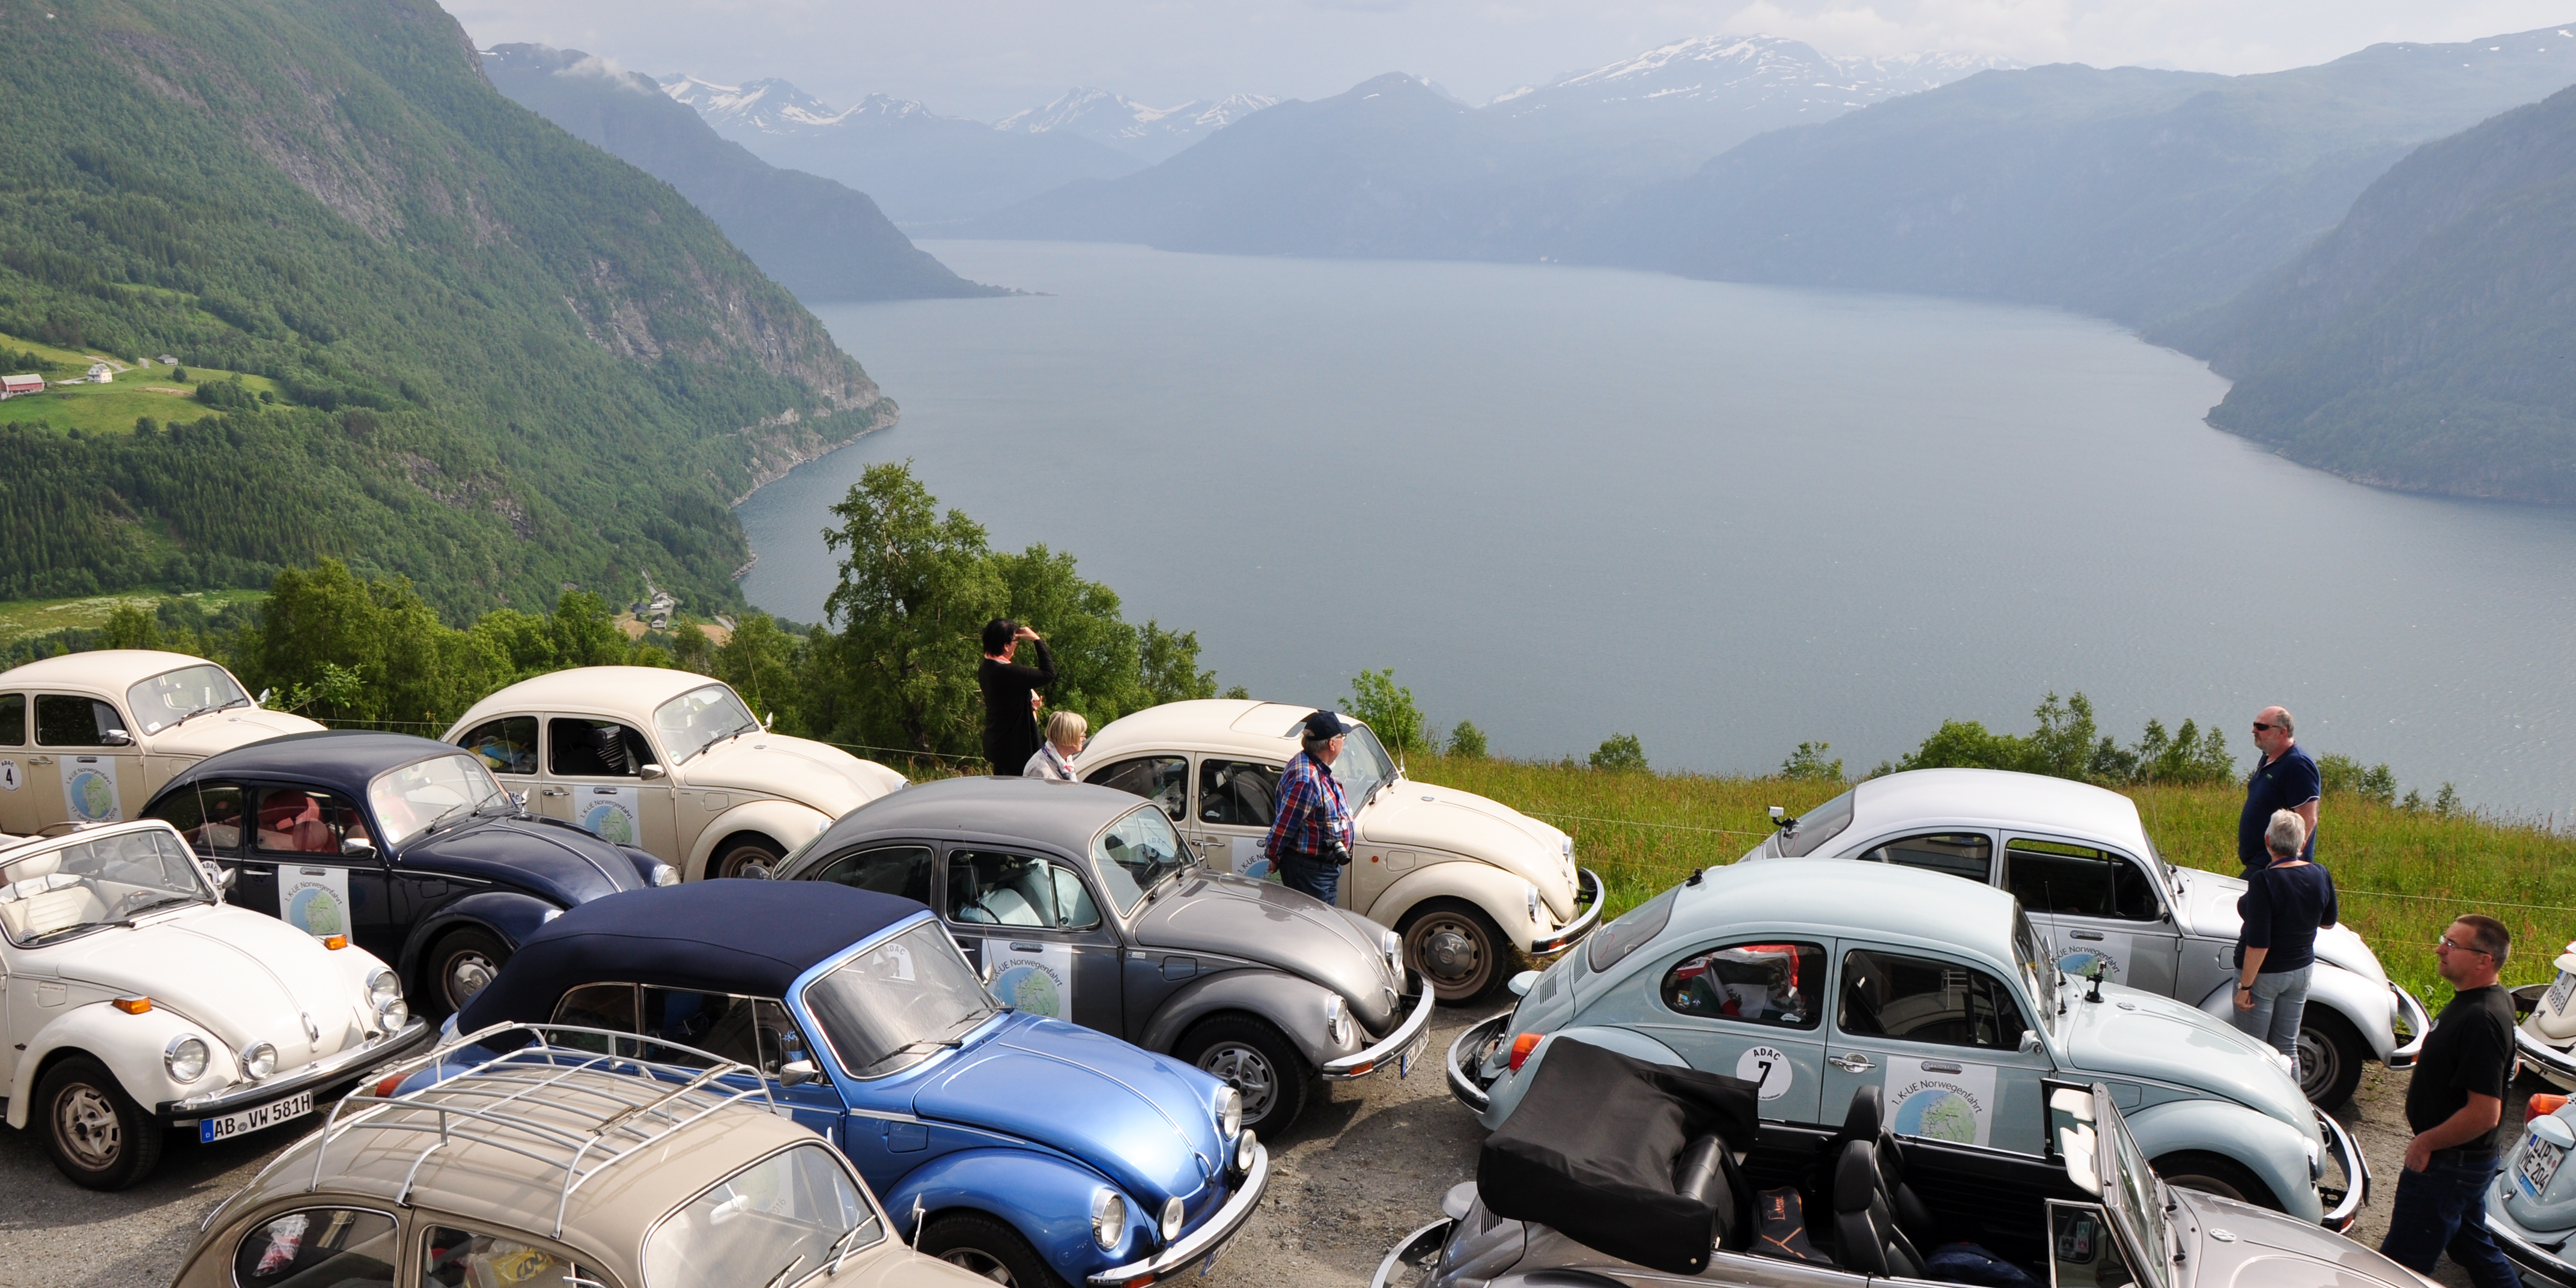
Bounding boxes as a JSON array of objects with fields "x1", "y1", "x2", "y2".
[
  {"x1": 112, "y1": 996, "x2": 153, "y2": 1014},
  {"x1": 1508, "y1": 1031, "x2": 1543, "y2": 1072},
  {"x1": 2534, "y1": 1093, "x2": 2569, "y2": 1120},
  {"x1": 321, "y1": 935, "x2": 348, "y2": 950}
]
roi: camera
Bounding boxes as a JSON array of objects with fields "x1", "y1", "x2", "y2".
[{"x1": 1320, "y1": 819, "x2": 1352, "y2": 867}]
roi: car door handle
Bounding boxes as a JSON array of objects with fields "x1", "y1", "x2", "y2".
[
  {"x1": 1827, "y1": 1054, "x2": 1876, "y2": 1074},
  {"x1": 28, "y1": 755, "x2": 52, "y2": 765},
  {"x1": 540, "y1": 787, "x2": 569, "y2": 797},
  {"x1": 2069, "y1": 931, "x2": 2105, "y2": 941},
  {"x1": 1919, "y1": 1060, "x2": 1963, "y2": 1074}
]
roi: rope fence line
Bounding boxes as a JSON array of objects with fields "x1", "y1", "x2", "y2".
[{"x1": 1522, "y1": 810, "x2": 1770, "y2": 839}]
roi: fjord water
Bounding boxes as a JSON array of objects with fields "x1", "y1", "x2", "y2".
[{"x1": 739, "y1": 241, "x2": 2576, "y2": 820}]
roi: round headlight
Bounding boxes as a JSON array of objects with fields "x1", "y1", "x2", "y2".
[
  {"x1": 240, "y1": 1041, "x2": 278, "y2": 1081},
  {"x1": 1214, "y1": 1086, "x2": 1242, "y2": 1140},
  {"x1": 381, "y1": 1000, "x2": 410, "y2": 1027},
  {"x1": 1235, "y1": 1129, "x2": 1259, "y2": 1174},
  {"x1": 367, "y1": 968, "x2": 402, "y2": 1014},
  {"x1": 165, "y1": 1035, "x2": 210, "y2": 1083},
  {"x1": 1324, "y1": 995, "x2": 1349, "y2": 1046},
  {"x1": 1090, "y1": 1191, "x2": 1126, "y2": 1250},
  {"x1": 652, "y1": 864, "x2": 681, "y2": 887},
  {"x1": 1159, "y1": 1195, "x2": 1185, "y2": 1243}
]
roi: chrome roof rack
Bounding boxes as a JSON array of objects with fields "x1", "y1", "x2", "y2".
[{"x1": 305, "y1": 1022, "x2": 781, "y2": 1237}]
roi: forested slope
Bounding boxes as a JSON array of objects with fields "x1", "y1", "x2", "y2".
[{"x1": 0, "y1": 0, "x2": 895, "y2": 614}]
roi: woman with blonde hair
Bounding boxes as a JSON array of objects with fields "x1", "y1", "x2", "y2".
[{"x1": 1024, "y1": 711, "x2": 1086, "y2": 780}]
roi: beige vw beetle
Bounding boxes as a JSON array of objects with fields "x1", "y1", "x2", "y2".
[
  {"x1": 1082, "y1": 700, "x2": 1602, "y2": 1001},
  {"x1": 442, "y1": 668, "x2": 905, "y2": 880},
  {"x1": 0, "y1": 651, "x2": 321, "y2": 833}
]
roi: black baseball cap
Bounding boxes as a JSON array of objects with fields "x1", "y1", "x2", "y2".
[{"x1": 1302, "y1": 709, "x2": 1350, "y2": 740}]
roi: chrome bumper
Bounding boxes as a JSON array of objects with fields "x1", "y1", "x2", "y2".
[
  {"x1": 1370, "y1": 1218, "x2": 1454, "y2": 1288},
  {"x1": 2387, "y1": 983, "x2": 2430, "y2": 1068},
  {"x1": 2523, "y1": 1023, "x2": 2576, "y2": 1086},
  {"x1": 2318, "y1": 1107, "x2": 2369, "y2": 1231},
  {"x1": 157, "y1": 1016, "x2": 434, "y2": 1122},
  {"x1": 2490, "y1": 1210, "x2": 2576, "y2": 1287},
  {"x1": 1323, "y1": 971, "x2": 1438, "y2": 1080},
  {"x1": 1087, "y1": 1141, "x2": 1271, "y2": 1286},
  {"x1": 1531, "y1": 869, "x2": 1605, "y2": 955},
  {"x1": 1445, "y1": 1010, "x2": 1511, "y2": 1114}
]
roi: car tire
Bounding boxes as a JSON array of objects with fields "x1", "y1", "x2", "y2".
[
  {"x1": 2152, "y1": 1150, "x2": 2278, "y2": 1211},
  {"x1": 2295, "y1": 1010, "x2": 2366, "y2": 1109},
  {"x1": 917, "y1": 1212, "x2": 1066, "y2": 1288},
  {"x1": 1177, "y1": 1014, "x2": 1311, "y2": 1133},
  {"x1": 1400, "y1": 899, "x2": 1507, "y2": 1003},
  {"x1": 422, "y1": 928, "x2": 510, "y2": 1018},
  {"x1": 711, "y1": 836, "x2": 784, "y2": 880},
  {"x1": 38, "y1": 1056, "x2": 163, "y2": 1190}
]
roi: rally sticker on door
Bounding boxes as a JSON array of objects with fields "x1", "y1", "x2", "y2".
[
  {"x1": 577, "y1": 785, "x2": 640, "y2": 846},
  {"x1": 62, "y1": 756, "x2": 119, "y2": 822},
  {"x1": 1887, "y1": 1061, "x2": 1999, "y2": 1147},
  {"x1": 988, "y1": 940, "x2": 1074, "y2": 1019},
  {"x1": 1735, "y1": 1045, "x2": 1794, "y2": 1101},
  {"x1": 0, "y1": 758, "x2": 19, "y2": 791},
  {"x1": 280, "y1": 866, "x2": 351, "y2": 939},
  {"x1": 2057, "y1": 934, "x2": 2131, "y2": 985}
]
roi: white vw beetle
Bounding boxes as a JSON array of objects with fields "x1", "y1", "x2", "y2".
[
  {"x1": 1, "y1": 819, "x2": 428, "y2": 1188},
  {"x1": 1081, "y1": 700, "x2": 1602, "y2": 1001},
  {"x1": 442, "y1": 667, "x2": 906, "y2": 879},
  {"x1": 0, "y1": 651, "x2": 322, "y2": 833}
]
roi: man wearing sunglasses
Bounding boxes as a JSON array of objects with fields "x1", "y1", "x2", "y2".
[
  {"x1": 2380, "y1": 915, "x2": 2517, "y2": 1287},
  {"x1": 2238, "y1": 706, "x2": 2321, "y2": 874}
]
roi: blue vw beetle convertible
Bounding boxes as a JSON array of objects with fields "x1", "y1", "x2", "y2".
[{"x1": 440, "y1": 879, "x2": 1268, "y2": 1288}]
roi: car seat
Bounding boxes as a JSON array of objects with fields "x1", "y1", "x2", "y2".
[
  {"x1": 1831, "y1": 1140, "x2": 1925, "y2": 1277},
  {"x1": 1671, "y1": 1134, "x2": 1753, "y2": 1253},
  {"x1": 0, "y1": 852, "x2": 105, "y2": 941},
  {"x1": 1830, "y1": 1086, "x2": 1937, "y2": 1252}
]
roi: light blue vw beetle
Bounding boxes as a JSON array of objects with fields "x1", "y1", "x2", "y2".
[{"x1": 1447, "y1": 859, "x2": 2369, "y2": 1229}]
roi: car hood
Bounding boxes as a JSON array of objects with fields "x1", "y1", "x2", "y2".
[
  {"x1": 39, "y1": 904, "x2": 377, "y2": 1064},
  {"x1": 1356, "y1": 783, "x2": 1576, "y2": 917},
  {"x1": 144, "y1": 708, "x2": 326, "y2": 759},
  {"x1": 396, "y1": 815, "x2": 644, "y2": 907},
  {"x1": 2170, "y1": 866, "x2": 2385, "y2": 982},
  {"x1": 2176, "y1": 1189, "x2": 2422, "y2": 1286},
  {"x1": 680, "y1": 735, "x2": 901, "y2": 817},
  {"x1": 2056, "y1": 981, "x2": 2318, "y2": 1137},
  {"x1": 1125, "y1": 869, "x2": 1402, "y2": 1029},
  {"x1": 910, "y1": 1013, "x2": 1220, "y2": 1202}
]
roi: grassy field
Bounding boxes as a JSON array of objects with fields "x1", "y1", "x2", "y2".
[
  {"x1": 0, "y1": 589, "x2": 264, "y2": 646},
  {"x1": 0, "y1": 330, "x2": 285, "y2": 436},
  {"x1": 1403, "y1": 754, "x2": 2576, "y2": 1002}
]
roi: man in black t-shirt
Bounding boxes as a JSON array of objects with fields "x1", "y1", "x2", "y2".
[
  {"x1": 2238, "y1": 706, "x2": 2321, "y2": 870},
  {"x1": 2378, "y1": 914, "x2": 2520, "y2": 1287}
]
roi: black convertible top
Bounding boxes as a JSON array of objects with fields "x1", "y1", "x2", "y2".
[{"x1": 1477, "y1": 1037, "x2": 1761, "y2": 1275}]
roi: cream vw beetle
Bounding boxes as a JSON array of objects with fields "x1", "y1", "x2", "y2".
[
  {"x1": 0, "y1": 650, "x2": 323, "y2": 833},
  {"x1": 442, "y1": 667, "x2": 905, "y2": 880},
  {"x1": 0, "y1": 819, "x2": 428, "y2": 1189},
  {"x1": 1081, "y1": 700, "x2": 1602, "y2": 1001}
]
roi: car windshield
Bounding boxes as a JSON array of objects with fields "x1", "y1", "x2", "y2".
[
  {"x1": 0, "y1": 827, "x2": 211, "y2": 947},
  {"x1": 642, "y1": 1143, "x2": 883, "y2": 1288},
  {"x1": 368, "y1": 754, "x2": 513, "y2": 848},
  {"x1": 1332, "y1": 721, "x2": 1397, "y2": 806},
  {"x1": 2012, "y1": 908, "x2": 2058, "y2": 1018},
  {"x1": 1093, "y1": 805, "x2": 1192, "y2": 914},
  {"x1": 655, "y1": 684, "x2": 760, "y2": 764},
  {"x1": 125, "y1": 664, "x2": 249, "y2": 735},
  {"x1": 1777, "y1": 788, "x2": 1856, "y2": 857},
  {"x1": 800, "y1": 922, "x2": 1000, "y2": 1079},
  {"x1": 2100, "y1": 1093, "x2": 2175, "y2": 1288}
]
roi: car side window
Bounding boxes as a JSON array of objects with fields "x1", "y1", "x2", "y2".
[
  {"x1": 1198, "y1": 760, "x2": 1281, "y2": 827},
  {"x1": 0, "y1": 693, "x2": 22, "y2": 746},
  {"x1": 2004, "y1": 840, "x2": 2161, "y2": 922},
  {"x1": 946, "y1": 850, "x2": 1100, "y2": 929},
  {"x1": 1660, "y1": 941, "x2": 1824, "y2": 1030},
  {"x1": 34, "y1": 694, "x2": 123, "y2": 747},
  {"x1": 232, "y1": 1208, "x2": 399, "y2": 1288},
  {"x1": 812, "y1": 845, "x2": 934, "y2": 904},
  {"x1": 547, "y1": 718, "x2": 653, "y2": 778},
  {"x1": 254, "y1": 789, "x2": 370, "y2": 855},
  {"x1": 1856, "y1": 832, "x2": 1993, "y2": 882},
  {"x1": 1085, "y1": 755, "x2": 1188, "y2": 821},
  {"x1": 457, "y1": 716, "x2": 538, "y2": 776},
  {"x1": 147, "y1": 783, "x2": 246, "y2": 855},
  {"x1": 553, "y1": 982, "x2": 639, "y2": 1034},
  {"x1": 1838, "y1": 948, "x2": 2031, "y2": 1051},
  {"x1": 424, "y1": 1227, "x2": 591, "y2": 1288}
]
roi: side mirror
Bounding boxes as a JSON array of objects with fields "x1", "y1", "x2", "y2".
[
  {"x1": 779, "y1": 1059, "x2": 820, "y2": 1087},
  {"x1": 341, "y1": 836, "x2": 376, "y2": 857},
  {"x1": 201, "y1": 861, "x2": 235, "y2": 892},
  {"x1": 763, "y1": 712, "x2": 776, "y2": 731},
  {"x1": 639, "y1": 763, "x2": 667, "y2": 781},
  {"x1": 254, "y1": 688, "x2": 271, "y2": 709},
  {"x1": 102, "y1": 729, "x2": 133, "y2": 747},
  {"x1": 510, "y1": 789, "x2": 529, "y2": 810},
  {"x1": 2020, "y1": 1030, "x2": 2044, "y2": 1055}
]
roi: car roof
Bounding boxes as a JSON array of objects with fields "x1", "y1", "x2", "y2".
[
  {"x1": 159, "y1": 730, "x2": 466, "y2": 799},
  {"x1": 0, "y1": 649, "x2": 228, "y2": 693},
  {"x1": 458, "y1": 881, "x2": 929, "y2": 1026},
  {"x1": 1680, "y1": 858, "x2": 2024, "y2": 967},
  {"x1": 453, "y1": 667, "x2": 729, "y2": 723},
  {"x1": 1085, "y1": 698, "x2": 1335, "y2": 764},
  {"x1": 799, "y1": 776, "x2": 1152, "y2": 864},
  {"x1": 1850, "y1": 768, "x2": 2152, "y2": 852}
]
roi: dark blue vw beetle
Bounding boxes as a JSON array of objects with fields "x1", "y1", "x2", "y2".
[
  {"x1": 442, "y1": 880, "x2": 1269, "y2": 1288},
  {"x1": 141, "y1": 731, "x2": 675, "y2": 1016}
]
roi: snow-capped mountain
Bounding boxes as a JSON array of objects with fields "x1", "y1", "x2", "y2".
[
  {"x1": 657, "y1": 74, "x2": 956, "y2": 135},
  {"x1": 1490, "y1": 34, "x2": 2017, "y2": 125},
  {"x1": 992, "y1": 88, "x2": 1281, "y2": 162}
]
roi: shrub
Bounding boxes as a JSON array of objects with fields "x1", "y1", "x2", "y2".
[
  {"x1": 1446, "y1": 720, "x2": 1488, "y2": 759},
  {"x1": 1591, "y1": 733, "x2": 1648, "y2": 773},
  {"x1": 1345, "y1": 667, "x2": 1429, "y2": 754},
  {"x1": 1780, "y1": 741, "x2": 1844, "y2": 782},
  {"x1": 2319, "y1": 753, "x2": 2399, "y2": 806}
]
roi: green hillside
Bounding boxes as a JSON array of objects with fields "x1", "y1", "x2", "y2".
[{"x1": 0, "y1": 0, "x2": 895, "y2": 613}]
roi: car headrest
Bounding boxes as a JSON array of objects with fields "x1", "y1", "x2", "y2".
[
  {"x1": 1833, "y1": 1140, "x2": 1883, "y2": 1215},
  {"x1": 1673, "y1": 1135, "x2": 1725, "y2": 1206},
  {"x1": 3, "y1": 850, "x2": 62, "y2": 883},
  {"x1": 1839, "y1": 1084, "x2": 1883, "y2": 1141}
]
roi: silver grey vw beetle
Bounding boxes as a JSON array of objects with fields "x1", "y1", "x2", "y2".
[{"x1": 777, "y1": 776, "x2": 1433, "y2": 1131}]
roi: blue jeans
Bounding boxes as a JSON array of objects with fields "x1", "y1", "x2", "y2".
[
  {"x1": 2378, "y1": 1152, "x2": 2522, "y2": 1288},
  {"x1": 1277, "y1": 851, "x2": 1338, "y2": 905},
  {"x1": 2232, "y1": 964, "x2": 2312, "y2": 1075}
]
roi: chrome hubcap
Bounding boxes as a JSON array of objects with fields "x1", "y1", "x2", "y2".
[
  {"x1": 724, "y1": 850, "x2": 776, "y2": 879},
  {"x1": 2295, "y1": 1030, "x2": 2333, "y2": 1099},
  {"x1": 55, "y1": 1084, "x2": 120, "y2": 1168},
  {"x1": 1199, "y1": 1043, "x2": 1278, "y2": 1123},
  {"x1": 1412, "y1": 917, "x2": 1486, "y2": 985},
  {"x1": 446, "y1": 952, "x2": 497, "y2": 1007},
  {"x1": 938, "y1": 1249, "x2": 1015, "y2": 1284}
]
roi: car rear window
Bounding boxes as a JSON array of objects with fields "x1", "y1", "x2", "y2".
[{"x1": 1587, "y1": 888, "x2": 1677, "y2": 974}]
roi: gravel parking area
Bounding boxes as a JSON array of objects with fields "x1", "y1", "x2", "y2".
[{"x1": 0, "y1": 1006, "x2": 2528, "y2": 1288}]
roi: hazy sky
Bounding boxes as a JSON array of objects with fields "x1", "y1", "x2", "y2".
[{"x1": 439, "y1": 1, "x2": 2576, "y2": 121}]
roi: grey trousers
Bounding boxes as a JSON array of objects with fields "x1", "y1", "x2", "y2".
[{"x1": 2233, "y1": 964, "x2": 2313, "y2": 1075}]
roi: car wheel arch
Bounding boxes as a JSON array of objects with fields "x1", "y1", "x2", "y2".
[
  {"x1": 1137, "y1": 970, "x2": 1347, "y2": 1071},
  {"x1": 686, "y1": 799, "x2": 828, "y2": 881},
  {"x1": 1367, "y1": 859, "x2": 1540, "y2": 956},
  {"x1": 2118, "y1": 1096, "x2": 2319, "y2": 1222},
  {"x1": 879, "y1": 1145, "x2": 1138, "y2": 1281},
  {"x1": 395, "y1": 892, "x2": 552, "y2": 983},
  {"x1": 7, "y1": 1001, "x2": 203, "y2": 1131}
]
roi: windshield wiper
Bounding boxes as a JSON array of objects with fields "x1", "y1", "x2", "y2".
[
  {"x1": 824, "y1": 1220, "x2": 872, "y2": 1272},
  {"x1": 758, "y1": 1255, "x2": 806, "y2": 1288},
  {"x1": 421, "y1": 799, "x2": 478, "y2": 837}
]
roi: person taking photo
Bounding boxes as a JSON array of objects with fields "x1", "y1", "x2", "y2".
[{"x1": 977, "y1": 618, "x2": 1054, "y2": 777}]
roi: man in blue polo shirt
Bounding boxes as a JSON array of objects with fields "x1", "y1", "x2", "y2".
[{"x1": 2239, "y1": 705, "x2": 2321, "y2": 872}]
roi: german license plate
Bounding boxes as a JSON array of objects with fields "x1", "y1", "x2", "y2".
[
  {"x1": 199, "y1": 1090, "x2": 314, "y2": 1143},
  {"x1": 2548, "y1": 971, "x2": 2576, "y2": 1018},
  {"x1": 2518, "y1": 1134, "x2": 2566, "y2": 1198},
  {"x1": 1398, "y1": 1027, "x2": 1430, "y2": 1079}
]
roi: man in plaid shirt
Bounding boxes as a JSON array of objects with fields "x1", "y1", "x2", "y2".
[{"x1": 1265, "y1": 709, "x2": 1354, "y2": 902}]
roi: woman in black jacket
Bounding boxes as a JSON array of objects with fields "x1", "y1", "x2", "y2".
[
  {"x1": 2234, "y1": 808, "x2": 2338, "y2": 1074},
  {"x1": 977, "y1": 618, "x2": 1054, "y2": 776}
]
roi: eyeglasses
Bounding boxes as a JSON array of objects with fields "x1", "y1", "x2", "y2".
[
  {"x1": 2252, "y1": 722, "x2": 2277, "y2": 732},
  {"x1": 2437, "y1": 935, "x2": 2493, "y2": 958}
]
